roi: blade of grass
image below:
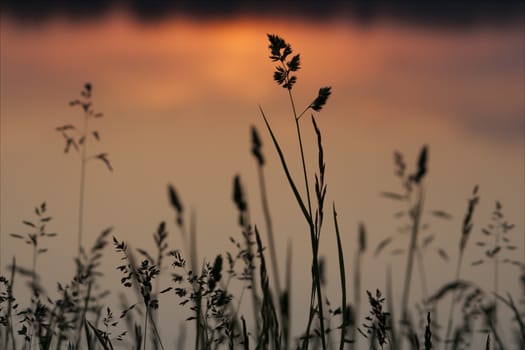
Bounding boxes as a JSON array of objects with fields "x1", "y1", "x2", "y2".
[
  {"x1": 351, "y1": 223, "x2": 366, "y2": 350},
  {"x1": 253, "y1": 126, "x2": 283, "y2": 330},
  {"x1": 83, "y1": 319, "x2": 94, "y2": 350},
  {"x1": 333, "y1": 203, "x2": 347, "y2": 350},
  {"x1": 75, "y1": 280, "x2": 93, "y2": 348},
  {"x1": 241, "y1": 316, "x2": 249, "y2": 350},
  {"x1": 259, "y1": 106, "x2": 311, "y2": 225}
]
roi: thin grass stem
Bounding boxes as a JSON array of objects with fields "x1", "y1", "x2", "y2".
[
  {"x1": 77, "y1": 110, "x2": 88, "y2": 257},
  {"x1": 416, "y1": 249, "x2": 429, "y2": 301},
  {"x1": 401, "y1": 186, "x2": 424, "y2": 321},
  {"x1": 287, "y1": 84, "x2": 326, "y2": 350},
  {"x1": 256, "y1": 162, "x2": 281, "y2": 298}
]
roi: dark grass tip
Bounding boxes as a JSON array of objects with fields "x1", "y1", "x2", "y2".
[{"x1": 311, "y1": 87, "x2": 332, "y2": 112}]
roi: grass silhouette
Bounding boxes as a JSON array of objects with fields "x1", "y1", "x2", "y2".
[{"x1": 0, "y1": 34, "x2": 524, "y2": 350}]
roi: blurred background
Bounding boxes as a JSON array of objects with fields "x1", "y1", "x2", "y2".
[{"x1": 1, "y1": 1, "x2": 524, "y2": 347}]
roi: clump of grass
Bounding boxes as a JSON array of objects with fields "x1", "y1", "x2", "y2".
[
  {"x1": 2, "y1": 202, "x2": 114, "y2": 350},
  {"x1": 72, "y1": 226, "x2": 113, "y2": 348},
  {"x1": 84, "y1": 306, "x2": 127, "y2": 349},
  {"x1": 168, "y1": 248, "x2": 236, "y2": 348}
]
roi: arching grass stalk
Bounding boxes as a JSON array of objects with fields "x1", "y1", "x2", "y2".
[
  {"x1": 263, "y1": 33, "x2": 331, "y2": 350},
  {"x1": 57, "y1": 83, "x2": 112, "y2": 257}
]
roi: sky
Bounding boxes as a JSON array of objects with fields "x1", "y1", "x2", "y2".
[{"x1": 0, "y1": 2, "x2": 524, "y2": 347}]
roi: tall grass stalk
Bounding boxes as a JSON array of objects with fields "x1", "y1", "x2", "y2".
[
  {"x1": 252, "y1": 125, "x2": 294, "y2": 348},
  {"x1": 167, "y1": 185, "x2": 205, "y2": 348},
  {"x1": 444, "y1": 186, "x2": 479, "y2": 346},
  {"x1": 57, "y1": 83, "x2": 112, "y2": 256},
  {"x1": 233, "y1": 174, "x2": 262, "y2": 333},
  {"x1": 251, "y1": 126, "x2": 281, "y2": 298},
  {"x1": 77, "y1": 107, "x2": 88, "y2": 257},
  {"x1": 351, "y1": 223, "x2": 366, "y2": 350},
  {"x1": 264, "y1": 34, "x2": 331, "y2": 349},
  {"x1": 401, "y1": 184, "x2": 424, "y2": 321},
  {"x1": 386, "y1": 265, "x2": 398, "y2": 350},
  {"x1": 260, "y1": 107, "x2": 325, "y2": 349},
  {"x1": 399, "y1": 146, "x2": 428, "y2": 323}
]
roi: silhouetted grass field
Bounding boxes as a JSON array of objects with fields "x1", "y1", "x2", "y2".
[{"x1": 0, "y1": 35, "x2": 523, "y2": 350}]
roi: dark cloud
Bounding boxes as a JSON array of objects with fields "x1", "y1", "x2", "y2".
[{"x1": 2, "y1": 0, "x2": 524, "y2": 26}]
